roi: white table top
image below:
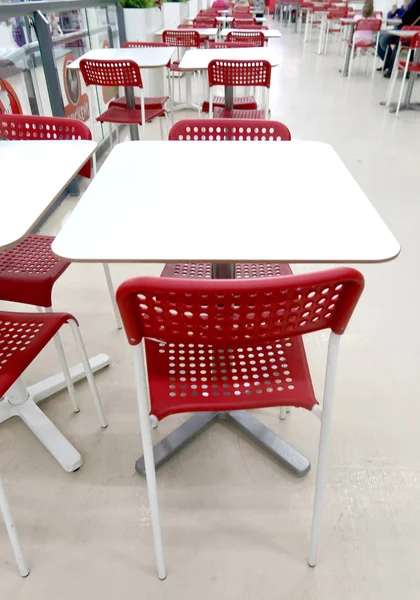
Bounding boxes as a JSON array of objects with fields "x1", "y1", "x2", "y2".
[
  {"x1": 391, "y1": 29, "x2": 419, "y2": 37},
  {"x1": 67, "y1": 47, "x2": 176, "y2": 70},
  {"x1": 155, "y1": 27, "x2": 218, "y2": 37},
  {"x1": 179, "y1": 46, "x2": 280, "y2": 70},
  {"x1": 216, "y1": 16, "x2": 267, "y2": 22},
  {"x1": 52, "y1": 141, "x2": 400, "y2": 264},
  {"x1": 0, "y1": 140, "x2": 96, "y2": 251},
  {"x1": 221, "y1": 27, "x2": 281, "y2": 38}
]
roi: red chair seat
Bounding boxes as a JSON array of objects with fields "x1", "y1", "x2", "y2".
[
  {"x1": 144, "y1": 335, "x2": 317, "y2": 420},
  {"x1": 213, "y1": 107, "x2": 266, "y2": 119},
  {"x1": 0, "y1": 311, "x2": 75, "y2": 397},
  {"x1": 398, "y1": 60, "x2": 420, "y2": 72},
  {"x1": 201, "y1": 95, "x2": 257, "y2": 113},
  {"x1": 0, "y1": 235, "x2": 70, "y2": 307},
  {"x1": 160, "y1": 263, "x2": 292, "y2": 279},
  {"x1": 168, "y1": 62, "x2": 183, "y2": 72},
  {"x1": 97, "y1": 106, "x2": 166, "y2": 125},
  {"x1": 109, "y1": 95, "x2": 169, "y2": 110},
  {"x1": 348, "y1": 40, "x2": 375, "y2": 48}
]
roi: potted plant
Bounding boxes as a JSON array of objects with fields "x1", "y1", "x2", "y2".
[{"x1": 119, "y1": 0, "x2": 164, "y2": 42}]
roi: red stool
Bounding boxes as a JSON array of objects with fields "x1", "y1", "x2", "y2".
[{"x1": 116, "y1": 269, "x2": 364, "y2": 579}]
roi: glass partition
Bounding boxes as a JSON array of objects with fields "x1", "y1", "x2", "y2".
[{"x1": 0, "y1": 0, "x2": 122, "y2": 145}]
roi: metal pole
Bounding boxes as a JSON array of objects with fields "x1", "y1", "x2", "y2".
[{"x1": 33, "y1": 11, "x2": 79, "y2": 194}]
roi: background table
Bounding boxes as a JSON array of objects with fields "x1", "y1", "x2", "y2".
[
  {"x1": 52, "y1": 141, "x2": 400, "y2": 478},
  {"x1": 0, "y1": 140, "x2": 110, "y2": 473},
  {"x1": 68, "y1": 47, "x2": 175, "y2": 140}
]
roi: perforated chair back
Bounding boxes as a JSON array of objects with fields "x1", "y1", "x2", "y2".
[
  {"x1": 208, "y1": 59, "x2": 271, "y2": 87},
  {"x1": 193, "y1": 17, "x2": 217, "y2": 26},
  {"x1": 232, "y1": 18, "x2": 258, "y2": 27},
  {"x1": 162, "y1": 29, "x2": 201, "y2": 47},
  {"x1": 80, "y1": 58, "x2": 143, "y2": 88},
  {"x1": 226, "y1": 31, "x2": 265, "y2": 46},
  {"x1": 209, "y1": 41, "x2": 256, "y2": 48},
  {"x1": 0, "y1": 114, "x2": 92, "y2": 179},
  {"x1": 123, "y1": 40, "x2": 167, "y2": 48},
  {"x1": 354, "y1": 18, "x2": 382, "y2": 32},
  {"x1": 168, "y1": 119, "x2": 291, "y2": 141},
  {"x1": 117, "y1": 269, "x2": 364, "y2": 347},
  {"x1": 178, "y1": 23, "x2": 194, "y2": 28}
]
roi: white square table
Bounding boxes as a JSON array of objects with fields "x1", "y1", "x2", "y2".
[
  {"x1": 0, "y1": 140, "x2": 110, "y2": 473},
  {"x1": 52, "y1": 141, "x2": 400, "y2": 477},
  {"x1": 68, "y1": 47, "x2": 176, "y2": 140},
  {"x1": 179, "y1": 46, "x2": 280, "y2": 109}
]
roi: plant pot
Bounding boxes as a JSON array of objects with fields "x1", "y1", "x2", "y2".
[
  {"x1": 162, "y1": 2, "x2": 189, "y2": 29},
  {"x1": 188, "y1": 0, "x2": 198, "y2": 18}
]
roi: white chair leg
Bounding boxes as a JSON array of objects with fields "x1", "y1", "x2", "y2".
[
  {"x1": 68, "y1": 320, "x2": 108, "y2": 429},
  {"x1": 102, "y1": 263, "x2": 122, "y2": 330},
  {"x1": 44, "y1": 306, "x2": 79, "y2": 413},
  {"x1": 279, "y1": 406, "x2": 286, "y2": 420},
  {"x1": 0, "y1": 477, "x2": 29, "y2": 577},
  {"x1": 348, "y1": 42, "x2": 355, "y2": 79},
  {"x1": 396, "y1": 62, "x2": 409, "y2": 117},
  {"x1": 131, "y1": 344, "x2": 166, "y2": 580},
  {"x1": 308, "y1": 333, "x2": 341, "y2": 567},
  {"x1": 108, "y1": 122, "x2": 113, "y2": 150},
  {"x1": 159, "y1": 115, "x2": 164, "y2": 140}
]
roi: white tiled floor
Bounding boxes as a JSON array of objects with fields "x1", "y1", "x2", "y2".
[{"x1": 2, "y1": 20, "x2": 420, "y2": 599}]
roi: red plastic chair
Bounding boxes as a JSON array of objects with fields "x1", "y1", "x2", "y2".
[
  {"x1": 232, "y1": 18, "x2": 258, "y2": 27},
  {"x1": 177, "y1": 23, "x2": 194, "y2": 28},
  {"x1": 209, "y1": 41, "x2": 256, "y2": 48},
  {"x1": 207, "y1": 59, "x2": 271, "y2": 118},
  {"x1": 116, "y1": 269, "x2": 365, "y2": 579},
  {"x1": 0, "y1": 309, "x2": 107, "y2": 574},
  {"x1": 226, "y1": 30, "x2": 265, "y2": 46},
  {"x1": 0, "y1": 114, "x2": 122, "y2": 331},
  {"x1": 346, "y1": 18, "x2": 382, "y2": 78},
  {"x1": 387, "y1": 32, "x2": 420, "y2": 116},
  {"x1": 164, "y1": 118, "x2": 290, "y2": 280},
  {"x1": 108, "y1": 42, "x2": 170, "y2": 113},
  {"x1": 193, "y1": 17, "x2": 217, "y2": 26},
  {"x1": 324, "y1": 7, "x2": 347, "y2": 53},
  {"x1": 162, "y1": 30, "x2": 201, "y2": 102},
  {"x1": 80, "y1": 58, "x2": 167, "y2": 140}
]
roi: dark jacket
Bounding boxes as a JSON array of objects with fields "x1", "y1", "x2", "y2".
[{"x1": 402, "y1": 0, "x2": 420, "y2": 25}]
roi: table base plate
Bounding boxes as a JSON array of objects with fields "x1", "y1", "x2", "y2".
[
  {"x1": 135, "y1": 410, "x2": 311, "y2": 478},
  {"x1": 0, "y1": 354, "x2": 110, "y2": 472}
]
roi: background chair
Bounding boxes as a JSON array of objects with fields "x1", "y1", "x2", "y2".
[
  {"x1": 116, "y1": 269, "x2": 364, "y2": 579},
  {"x1": 386, "y1": 32, "x2": 420, "y2": 116},
  {"x1": 0, "y1": 114, "x2": 122, "y2": 330},
  {"x1": 80, "y1": 58, "x2": 167, "y2": 141},
  {"x1": 208, "y1": 59, "x2": 272, "y2": 118},
  {"x1": 345, "y1": 18, "x2": 382, "y2": 79},
  {"x1": 226, "y1": 30, "x2": 265, "y2": 47},
  {"x1": 108, "y1": 42, "x2": 170, "y2": 115},
  {"x1": 162, "y1": 30, "x2": 201, "y2": 107}
]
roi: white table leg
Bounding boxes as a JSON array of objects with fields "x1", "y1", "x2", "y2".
[
  {"x1": 317, "y1": 14, "x2": 327, "y2": 55},
  {"x1": 172, "y1": 72, "x2": 200, "y2": 112},
  {"x1": 1, "y1": 354, "x2": 110, "y2": 472}
]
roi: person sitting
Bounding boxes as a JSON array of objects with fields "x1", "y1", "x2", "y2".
[
  {"x1": 212, "y1": 0, "x2": 230, "y2": 9},
  {"x1": 378, "y1": 0, "x2": 420, "y2": 76},
  {"x1": 387, "y1": 2, "x2": 407, "y2": 18}
]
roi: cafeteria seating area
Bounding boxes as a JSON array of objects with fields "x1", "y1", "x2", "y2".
[{"x1": 1, "y1": 3, "x2": 419, "y2": 599}]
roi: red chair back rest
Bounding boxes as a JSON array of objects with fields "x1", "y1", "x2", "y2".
[
  {"x1": 226, "y1": 31, "x2": 265, "y2": 46},
  {"x1": 409, "y1": 32, "x2": 420, "y2": 48},
  {"x1": 232, "y1": 18, "x2": 257, "y2": 26},
  {"x1": 233, "y1": 6, "x2": 251, "y2": 12},
  {"x1": 208, "y1": 59, "x2": 271, "y2": 87},
  {"x1": 168, "y1": 118, "x2": 291, "y2": 141},
  {"x1": 162, "y1": 29, "x2": 201, "y2": 47},
  {"x1": 193, "y1": 18, "x2": 217, "y2": 27},
  {"x1": 178, "y1": 23, "x2": 194, "y2": 28},
  {"x1": 327, "y1": 8, "x2": 347, "y2": 18},
  {"x1": 0, "y1": 114, "x2": 92, "y2": 179},
  {"x1": 80, "y1": 58, "x2": 143, "y2": 88},
  {"x1": 354, "y1": 18, "x2": 382, "y2": 31},
  {"x1": 209, "y1": 41, "x2": 256, "y2": 47},
  {"x1": 123, "y1": 41, "x2": 167, "y2": 48},
  {"x1": 116, "y1": 269, "x2": 365, "y2": 346}
]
